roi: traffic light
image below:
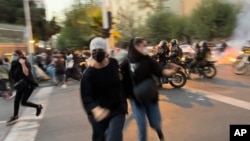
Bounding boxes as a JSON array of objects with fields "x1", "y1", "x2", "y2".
[
  {"x1": 103, "y1": 28, "x2": 110, "y2": 38},
  {"x1": 102, "y1": 11, "x2": 112, "y2": 38}
]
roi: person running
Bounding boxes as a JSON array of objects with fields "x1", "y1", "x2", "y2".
[{"x1": 7, "y1": 49, "x2": 43, "y2": 125}]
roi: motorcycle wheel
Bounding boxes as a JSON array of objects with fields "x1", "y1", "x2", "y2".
[
  {"x1": 203, "y1": 66, "x2": 217, "y2": 79},
  {"x1": 169, "y1": 71, "x2": 187, "y2": 88},
  {"x1": 234, "y1": 61, "x2": 248, "y2": 75}
]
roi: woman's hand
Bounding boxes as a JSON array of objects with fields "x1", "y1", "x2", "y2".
[
  {"x1": 19, "y1": 58, "x2": 29, "y2": 76},
  {"x1": 91, "y1": 106, "x2": 110, "y2": 122},
  {"x1": 19, "y1": 58, "x2": 25, "y2": 64}
]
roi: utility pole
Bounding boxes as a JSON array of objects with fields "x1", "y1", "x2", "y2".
[
  {"x1": 23, "y1": 0, "x2": 35, "y2": 76},
  {"x1": 23, "y1": 0, "x2": 34, "y2": 55}
]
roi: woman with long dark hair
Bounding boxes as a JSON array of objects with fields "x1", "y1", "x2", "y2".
[
  {"x1": 7, "y1": 49, "x2": 43, "y2": 125},
  {"x1": 120, "y1": 37, "x2": 177, "y2": 141}
]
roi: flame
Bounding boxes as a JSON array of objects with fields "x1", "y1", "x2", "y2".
[
  {"x1": 217, "y1": 47, "x2": 238, "y2": 64},
  {"x1": 228, "y1": 57, "x2": 236, "y2": 62}
]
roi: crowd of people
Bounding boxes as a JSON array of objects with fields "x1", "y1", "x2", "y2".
[{"x1": 0, "y1": 36, "x2": 215, "y2": 141}]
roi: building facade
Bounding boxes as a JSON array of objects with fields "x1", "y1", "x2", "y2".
[{"x1": 0, "y1": 24, "x2": 27, "y2": 56}]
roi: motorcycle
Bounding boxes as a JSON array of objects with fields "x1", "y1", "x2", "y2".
[
  {"x1": 159, "y1": 69, "x2": 187, "y2": 88},
  {"x1": 151, "y1": 53, "x2": 187, "y2": 88},
  {"x1": 234, "y1": 46, "x2": 250, "y2": 75},
  {"x1": 180, "y1": 57, "x2": 217, "y2": 79}
]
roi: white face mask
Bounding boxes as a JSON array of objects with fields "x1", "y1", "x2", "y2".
[{"x1": 141, "y1": 47, "x2": 148, "y2": 56}]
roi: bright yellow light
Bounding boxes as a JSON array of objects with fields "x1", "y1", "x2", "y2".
[
  {"x1": 229, "y1": 57, "x2": 236, "y2": 62},
  {"x1": 29, "y1": 40, "x2": 35, "y2": 43},
  {"x1": 239, "y1": 51, "x2": 244, "y2": 55}
]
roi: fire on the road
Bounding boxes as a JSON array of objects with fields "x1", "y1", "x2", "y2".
[{"x1": 216, "y1": 47, "x2": 239, "y2": 64}]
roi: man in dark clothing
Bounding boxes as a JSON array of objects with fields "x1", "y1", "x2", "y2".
[
  {"x1": 155, "y1": 40, "x2": 170, "y2": 66},
  {"x1": 168, "y1": 39, "x2": 183, "y2": 64}
]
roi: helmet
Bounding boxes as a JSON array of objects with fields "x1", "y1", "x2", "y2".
[
  {"x1": 158, "y1": 40, "x2": 168, "y2": 48},
  {"x1": 194, "y1": 42, "x2": 200, "y2": 49},
  {"x1": 170, "y1": 39, "x2": 179, "y2": 46},
  {"x1": 199, "y1": 40, "x2": 208, "y2": 48}
]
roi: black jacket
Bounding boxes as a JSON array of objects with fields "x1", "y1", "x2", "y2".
[
  {"x1": 10, "y1": 58, "x2": 38, "y2": 88},
  {"x1": 120, "y1": 57, "x2": 163, "y2": 103},
  {"x1": 80, "y1": 58, "x2": 127, "y2": 115}
]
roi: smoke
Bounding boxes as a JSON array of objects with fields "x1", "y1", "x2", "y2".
[{"x1": 229, "y1": 1, "x2": 250, "y2": 49}]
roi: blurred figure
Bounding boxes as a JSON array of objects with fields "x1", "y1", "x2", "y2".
[
  {"x1": 155, "y1": 40, "x2": 170, "y2": 66},
  {"x1": 81, "y1": 37, "x2": 127, "y2": 141},
  {"x1": 65, "y1": 52, "x2": 82, "y2": 82},
  {"x1": 56, "y1": 53, "x2": 66, "y2": 88},
  {"x1": 120, "y1": 37, "x2": 177, "y2": 141},
  {"x1": 7, "y1": 49, "x2": 42, "y2": 125},
  {"x1": 2, "y1": 57, "x2": 11, "y2": 70},
  {"x1": 190, "y1": 41, "x2": 211, "y2": 72},
  {"x1": 113, "y1": 42, "x2": 129, "y2": 64},
  {"x1": 80, "y1": 51, "x2": 91, "y2": 71},
  {"x1": 0, "y1": 58, "x2": 9, "y2": 99},
  {"x1": 35, "y1": 52, "x2": 47, "y2": 72},
  {"x1": 46, "y1": 52, "x2": 58, "y2": 84},
  {"x1": 167, "y1": 39, "x2": 183, "y2": 64},
  {"x1": 220, "y1": 40, "x2": 228, "y2": 53}
]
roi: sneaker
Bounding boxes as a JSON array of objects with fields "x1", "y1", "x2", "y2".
[
  {"x1": 36, "y1": 105, "x2": 43, "y2": 116},
  {"x1": 61, "y1": 84, "x2": 67, "y2": 89},
  {"x1": 6, "y1": 116, "x2": 18, "y2": 126}
]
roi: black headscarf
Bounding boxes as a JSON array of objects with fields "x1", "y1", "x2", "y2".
[{"x1": 128, "y1": 37, "x2": 149, "y2": 63}]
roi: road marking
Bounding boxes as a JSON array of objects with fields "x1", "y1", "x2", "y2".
[
  {"x1": 0, "y1": 120, "x2": 6, "y2": 124},
  {"x1": 184, "y1": 87, "x2": 250, "y2": 110},
  {"x1": 3, "y1": 87, "x2": 53, "y2": 141}
]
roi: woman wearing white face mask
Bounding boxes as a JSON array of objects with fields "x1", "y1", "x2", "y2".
[{"x1": 120, "y1": 37, "x2": 178, "y2": 141}]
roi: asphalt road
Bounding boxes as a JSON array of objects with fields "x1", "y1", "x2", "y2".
[{"x1": 0, "y1": 64, "x2": 250, "y2": 141}]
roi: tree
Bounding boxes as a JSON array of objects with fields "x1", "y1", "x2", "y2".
[
  {"x1": 188, "y1": 0, "x2": 240, "y2": 40},
  {"x1": 136, "y1": 0, "x2": 168, "y2": 10},
  {"x1": 0, "y1": 0, "x2": 60, "y2": 41},
  {"x1": 143, "y1": 11, "x2": 186, "y2": 44},
  {"x1": 57, "y1": 3, "x2": 105, "y2": 50},
  {"x1": 116, "y1": 8, "x2": 139, "y2": 41}
]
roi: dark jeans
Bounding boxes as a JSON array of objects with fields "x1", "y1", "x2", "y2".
[
  {"x1": 14, "y1": 85, "x2": 39, "y2": 116},
  {"x1": 88, "y1": 113, "x2": 125, "y2": 141},
  {"x1": 131, "y1": 100, "x2": 162, "y2": 141},
  {"x1": 56, "y1": 74, "x2": 65, "y2": 83}
]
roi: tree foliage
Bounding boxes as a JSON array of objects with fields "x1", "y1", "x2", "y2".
[
  {"x1": 189, "y1": 0, "x2": 239, "y2": 40},
  {"x1": 57, "y1": 3, "x2": 104, "y2": 50},
  {"x1": 136, "y1": 0, "x2": 168, "y2": 10},
  {"x1": 0, "y1": 0, "x2": 60, "y2": 41},
  {"x1": 141, "y1": 0, "x2": 239, "y2": 44},
  {"x1": 143, "y1": 11, "x2": 186, "y2": 44}
]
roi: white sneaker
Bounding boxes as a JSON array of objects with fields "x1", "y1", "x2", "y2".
[{"x1": 61, "y1": 84, "x2": 67, "y2": 89}]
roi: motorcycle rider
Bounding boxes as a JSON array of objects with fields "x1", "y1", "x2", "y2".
[
  {"x1": 154, "y1": 40, "x2": 170, "y2": 66},
  {"x1": 190, "y1": 41, "x2": 211, "y2": 73},
  {"x1": 167, "y1": 39, "x2": 183, "y2": 64}
]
